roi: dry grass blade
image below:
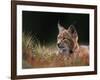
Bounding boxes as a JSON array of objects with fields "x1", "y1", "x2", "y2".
[{"x1": 22, "y1": 32, "x2": 89, "y2": 68}]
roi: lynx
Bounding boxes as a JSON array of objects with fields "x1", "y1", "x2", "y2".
[{"x1": 57, "y1": 23, "x2": 89, "y2": 64}]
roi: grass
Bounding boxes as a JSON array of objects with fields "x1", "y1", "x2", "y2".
[{"x1": 22, "y1": 32, "x2": 89, "y2": 69}]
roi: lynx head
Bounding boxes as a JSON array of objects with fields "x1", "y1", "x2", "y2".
[{"x1": 57, "y1": 23, "x2": 79, "y2": 54}]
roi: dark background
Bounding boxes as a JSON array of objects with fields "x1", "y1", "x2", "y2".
[{"x1": 22, "y1": 11, "x2": 89, "y2": 45}]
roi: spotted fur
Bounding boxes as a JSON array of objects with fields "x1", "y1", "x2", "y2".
[{"x1": 57, "y1": 23, "x2": 89, "y2": 64}]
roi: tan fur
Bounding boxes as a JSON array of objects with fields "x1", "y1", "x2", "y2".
[
  {"x1": 57, "y1": 24, "x2": 89, "y2": 64},
  {"x1": 78, "y1": 46, "x2": 89, "y2": 64}
]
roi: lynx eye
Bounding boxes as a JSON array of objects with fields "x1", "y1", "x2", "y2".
[{"x1": 63, "y1": 37, "x2": 66, "y2": 40}]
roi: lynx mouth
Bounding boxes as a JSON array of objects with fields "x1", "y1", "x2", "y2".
[
  {"x1": 58, "y1": 45, "x2": 73, "y2": 54},
  {"x1": 58, "y1": 46, "x2": 69, "y2": 53},
  {"x1": 58, "y1": 46, "x2": 65, "y2": 49}
]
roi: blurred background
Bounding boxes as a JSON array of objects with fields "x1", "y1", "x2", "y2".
[{"x1": 22, "y1": 11, "x2": 89, "y2": 45}]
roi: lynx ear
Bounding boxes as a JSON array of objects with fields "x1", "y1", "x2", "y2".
[
  {"x1": 58, "y1": 23, "x2": 65, "y2": 33},
  {"x1": 68, "y1": 25, "x2": 78, "y2": 40}
]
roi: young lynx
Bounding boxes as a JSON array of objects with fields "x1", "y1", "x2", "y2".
[{"x1": 57, "y1": 23, "x2": 89, "y2": 64}]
